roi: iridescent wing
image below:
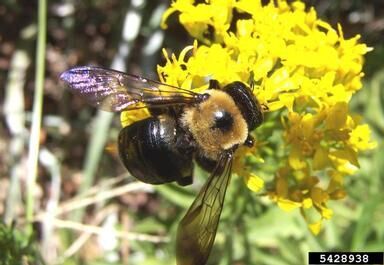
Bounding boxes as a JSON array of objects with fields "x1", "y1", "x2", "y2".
[
  {"x1": 60, "y1": 66, "x2": 203, "y2": 112},
  {"x1": 176, "y1": 151, "x2": 233, "y2": 265}
]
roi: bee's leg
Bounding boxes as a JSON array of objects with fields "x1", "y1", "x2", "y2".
[{"x1": 176, "y1": 175, "x2": 193, "y2": 186}]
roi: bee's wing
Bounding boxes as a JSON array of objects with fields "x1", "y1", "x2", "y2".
[
  {"x1": 176, "y1": 151, "x2": 233, "y2": 265},
  {"x1": 60, "y1": 66, "x2": 202, "y2": 112}
]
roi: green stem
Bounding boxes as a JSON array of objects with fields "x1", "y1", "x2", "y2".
[{"x1": 26, "y1": 0, "x2": 47, "y2": 228}]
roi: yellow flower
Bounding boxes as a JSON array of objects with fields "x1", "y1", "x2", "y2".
[
  {"x1": 244, "y1": 173, "x2": 264, "y2": 192},
  {"x1": 348, "y1": 124, "x2": 377, "y2": 151},
  {"x1": 308, "y1": 220, "x2": 322, "y2": 235},
  {"x1": 162, "y1": 0, "x2": 234, "y2": 44},
  {"x1": 145, "y1": 0, "x2": 377, "y2": 234}
]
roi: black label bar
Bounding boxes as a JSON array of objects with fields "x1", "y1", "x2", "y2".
[{"x1": 308, "y1": 252, "x2": 383, "y2": 264}]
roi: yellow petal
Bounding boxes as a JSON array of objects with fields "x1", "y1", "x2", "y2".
[
  {"x1": 302, "y1": 198, "x2": 313, "y2": 209},
  {"x1": 330, "y1": 147, "x2": 359, "y2": 167},
  {"x1": 244, "y1": 174, "x2": 264, "y2": 192},
  {"x1": 120, "y1": 109, "x2": 150, "y2": 128},
  {"x1": 320, "y1": 207, "x2": 333, "y2": 219},
  {"x1": 288, "y1": 147, "x2": 306, "y2": 170},
  {"x1": 311, "y1": 187, "x2": 329, "y2": 204},
  {"x1": 313, "y1": 146, "x2": 330, "y2": 170},
  {"x1": 325, "y1": 102, "x2": 348, "y2": 130},
  {"x1": 277, "y1": 198, "x2": 302, "y2": 212},
  {"x1": 308, "y1": 220, "x2": 322, "y2": 235}
]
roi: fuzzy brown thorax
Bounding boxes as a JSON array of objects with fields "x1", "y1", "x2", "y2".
[{"x1": 180, "y1": 89, "x2": 248, "y2": 160}]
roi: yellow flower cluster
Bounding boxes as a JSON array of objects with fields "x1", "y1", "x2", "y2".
[{"x1": 122, "y1": 0, "x2": 376, "y2": 234}]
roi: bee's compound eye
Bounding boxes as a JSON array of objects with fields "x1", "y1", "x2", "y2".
[{"x1": 213, "y1": 110, "x2": 233, "y2": 132}]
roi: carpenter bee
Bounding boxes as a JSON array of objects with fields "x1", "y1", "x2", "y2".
[{"x1": 60, "y1": 66, "x2": 264, "y2": 265}]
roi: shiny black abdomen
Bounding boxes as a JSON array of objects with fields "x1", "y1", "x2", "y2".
[{"x1": 118, "y1": 116, "x2": 194, "y2": 186}]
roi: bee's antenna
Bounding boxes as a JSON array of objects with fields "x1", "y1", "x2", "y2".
[
  {"x1": 209, "y1": 79, "x2": 220, "y2": 90},
  {"x1": 248, "y1": 71, "x2": 255, "y2": 92}
]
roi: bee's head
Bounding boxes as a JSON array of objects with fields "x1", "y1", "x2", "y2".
[{"x1": 222, "y1": 81, "x2": 264, "y2": 131}]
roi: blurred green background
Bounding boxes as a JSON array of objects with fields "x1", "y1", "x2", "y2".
[{"x1": 0, "y1": 0, "x2": 383, "y2": 264}]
